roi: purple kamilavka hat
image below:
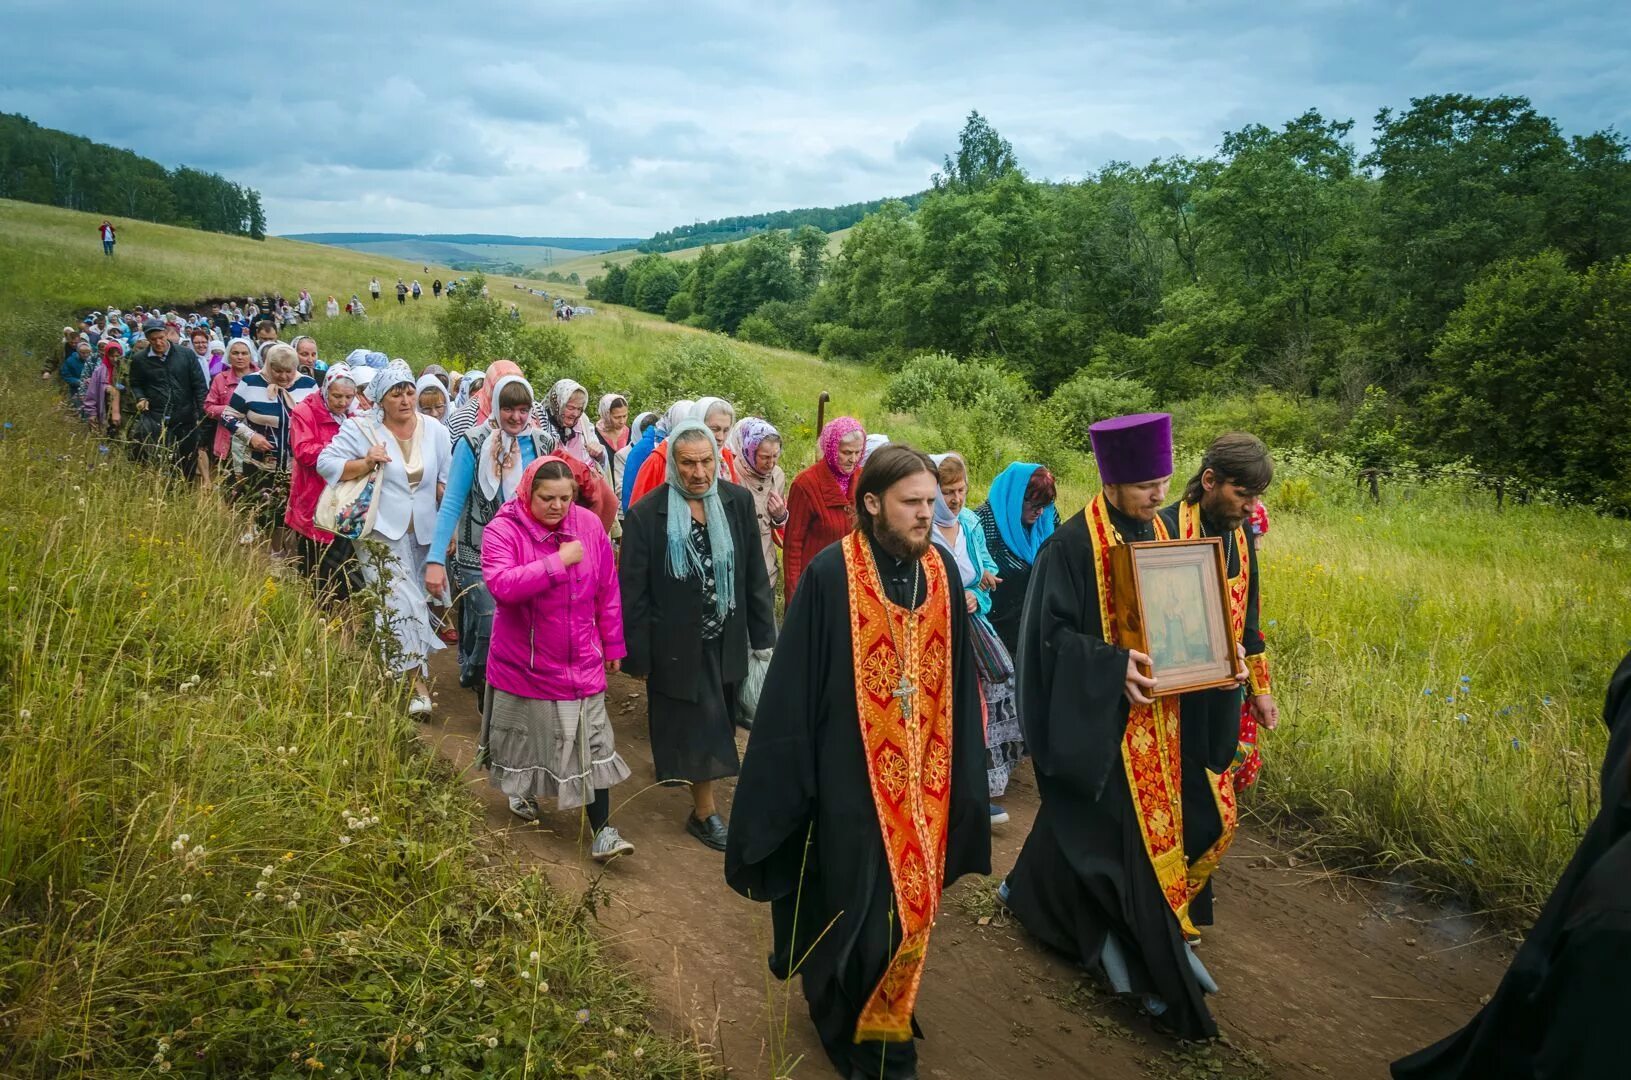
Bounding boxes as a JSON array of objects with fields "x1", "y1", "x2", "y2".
[{"x1": 1089, "y1": 413, "x2": 1174, "y2": 484}]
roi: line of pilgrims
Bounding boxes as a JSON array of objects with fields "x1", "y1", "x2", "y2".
[{"x1": 58, "y1": 314, "x2": 1623, "y2": 1078}]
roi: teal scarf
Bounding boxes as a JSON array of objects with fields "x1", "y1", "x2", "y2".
[{"x1": 664, "y1": 419, "x2": 736, "y2": 619}]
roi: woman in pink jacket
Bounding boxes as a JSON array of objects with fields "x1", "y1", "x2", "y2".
[
  {"x1": 204, "y1": 339, "x2": 255, "y2": 465},
  {"x1": 479, "y1": 456, "x2": 635, "y2": 861},
  {"x1": 287, "y1": 364, "x2": 357, "y2": 593}
]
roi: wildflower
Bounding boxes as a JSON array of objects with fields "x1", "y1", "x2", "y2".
[
  {"x1": 469, "y1": 977, "x2": 485, "y2": 989},
  {"x1": 420, "y1": 1067, "x2": 431, "y2": 1075},
  {"x1": 1445, "y1": 696, "x2": 1455, "y2": 705},
  {"x1": 1455, "y1": 714, "x2": 1469, "y2": 724},
  {"x1": 290, "y1": 890, "x2": 301, "y2": 901},
  {"x1": 539, "y1": 981, "x2": 549, "y2": 993},
  {"x1": 282, "y1": 851, "x2": 294, "y2": 860},
  {"x1": 633, "y1": 1047, "x2": 644, "y2": 1059},
  {"x1": 340, "y1": 834, "x2": 353, "y2": 845},
  {"x1": 159, "y1": 1063, "x2": 172, "y2": 1074},
  {"x1": 1459, "y1": 674, "x2": 1471, "y2": 684},
  {"x1": 575, "y1": 1008, "x2": 590, "y2": 1024},
  {"x1": 179, "y1": 834, "x2": 190, "y2": 843},
  {"x1": 414, "y1": 1041, "x2": 425, "y2": 1054},
  {"x1": 262, "y1": 865, "x2": 276, "y2": 878},
  {"x1": 613, "y1": 1026, "x2": 627, "y2": 1038},
  {"x1": 604, "y1": 1050, "x2": 618, "y2": 1061},
  {"x1": 285, "y1": 900, "x2": 298, "y2": 910},
  {"x1": 1511, "y1": 737, "x2": 1522, "y2": 750},
  {"x1": 485, "y1": 1036, "x2": 498, "y2": 1049},
  {"x1": 277, "y1": 746, "x2": 288, "y2": 755},
  {"x1": 528, "y1": 949, "x2": 540, "y2": 964},
  {"x1": 520, "y1": 970, "x2": 531, "y2": 980},
  {"x1": 1422, "y1": 688, "x2": 1434, "y2": 697},
  {"x1": 179, "y1": 893, "x2": 193, "y2": 904},
  {"x1": 171, "y1": 839, "x2": 185, "y2": 853},
  {"x1": 16, "y1": 708, "x2": 28, "y2": 720},
  {"x1": 1542, "y1": 695, "x2": 1554, "y2": 706}
]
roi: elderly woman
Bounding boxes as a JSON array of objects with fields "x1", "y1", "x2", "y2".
[
  {"x1": 427, "y1": 375, "x2": 556, "y2": 706},
  {"x1": 975, "y1": 462, "x2": 1058, "y2": 655},
  {"x1": 616, "y1": 411, "x2": 658, "y2": 509},
  {"x1": 621, "y1": 400, "x2": 689, "y2": 512},
  {"x1": 619, "y1": 419, "x2": 776, "y2": 851},
  {"x1": 205, "y1": 339, "x2": 256, "y2": 468},
  {"x1": 933, "y1": 452, "x2": 1024, "y2": 825},
  {"x1": 416, "y1": 373, "x2": 449, "y2": 423},
  {"x1": 288, "y1": 363, "x2": 358, "y2": 591},
  {"x1": 318, "y1": 361, "x2": 452, "y2": 716},
  {"x1": 82, "y1": 338, "x2": 124, "y2": 435},
  {"x1": 541, "y1": 378, "x2": 605, "y2": 468},
  {"x1": 732, "y1": 418, "x2": 788, "y2": 595},
  {"x1": 479, "y1": 456, "x2": 633, "y2": 859},
  {"x1": 223, "y1": 342, "x2": 317, "y2": 543},
  {"x1": 782, "y1": 416, "x2": 864, "y2": 601}
]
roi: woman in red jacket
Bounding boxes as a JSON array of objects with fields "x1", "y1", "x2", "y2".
[
  {"x1": 781, "y1": 416, "x2": 865, "y2": 602},
  {"x1": 287, "y1": 364, "x2": 358, "y2": 593}
]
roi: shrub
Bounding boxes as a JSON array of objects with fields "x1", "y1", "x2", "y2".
[
  {"x1": 664, "y1": 290, "x2": 694, "y2": 323},
  {"x1": 748, "y1": 299, "x2": 816, "y2": 352},
  {"x1": 513, "y1": 324, "x2": 596, "y2": 399},
  {"x1": 734, "y1": 313, "x2": 785, "y2": 349},
  {"x1": 1169, "y1": 388, "x2": 1346, "y2": 456},
  {"x1": 1046, "y1": 372, "x2": 1155, "y2": 452},
  {"x1": 635, "y1": 334, "x2": 785, "y2": 420},
  {"x1": 882, "y1": 352, "x2": 1031, "y2": 416}
]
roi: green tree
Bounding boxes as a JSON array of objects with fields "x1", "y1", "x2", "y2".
[
  {"x1": 793, "y1": 224, "x2": 827, "y2": 295},
  {"x1": 934, "y1": 110, "x2": 1021, "y2": 193}
]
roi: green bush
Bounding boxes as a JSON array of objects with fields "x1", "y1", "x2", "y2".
[
  {"x1": 663, "y1": 290, "x2": 694, "y2": 323},
  {"x1": 514, "y1": 323, "x2": 598, "y2": 399},
  {"x1": 1046, "y1": 372, "x2": 1155, "y2": 452},
  {"x1": 881, "y1": 352, "x2": 1031, "y2": 416},
  {"x1": 734, "y1": 313, "x2": 785, "y2": 348},
  {"x1": 635, "y1": 335, "x2": 785, "y2": 420},
  {"x1": 1170, "y1": 388, "x2": 1347, "y2": 456},
  {"x1": 747, "y1": 299, "x2": 816, "y2": 352}
]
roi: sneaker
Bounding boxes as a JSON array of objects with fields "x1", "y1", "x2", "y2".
[
  {"x1": 989, "y1": 803, "x2": 1010, "y2": 826},
  {"x1": 997, "y1": 878, "x2": 1011, "y2": 908},
  {"x1": 685, "y1": 812, "x2": 729, "y2": 851},
  {"x1": 407, "y1": 694, "x2": 433, "y2": 718},
  {"x1": 507, "y1": 796, "x2": 539, "y2": 823},
  {"x1": 591, "y1": 826, "x2": 634, "y2": 862}
]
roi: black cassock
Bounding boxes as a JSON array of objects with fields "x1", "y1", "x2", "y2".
[
  {"x1": 1392, "y1": 650, "x2": 1631, "y2": 1080},
  {"x1": 1003, "y1": 502, "x2": 1221, "y2": 1040},
  {"x1": 726, "y1": 536, "x2": 991, "y2": 1080}
]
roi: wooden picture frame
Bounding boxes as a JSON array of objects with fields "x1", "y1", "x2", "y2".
[{"x1": 1109, "y1": 538, "x2": 1242, "y2": 696}]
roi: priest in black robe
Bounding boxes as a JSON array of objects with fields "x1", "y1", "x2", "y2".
[
  {"x1": 727, "y1": 444, "x2": 990, "y2": 1080},
  {"x1": 1157, "y1": 432, "x2": 1278, "y2": 931},
  {"x1": 1001, "y1": 412, "x2": 1224, "y2": 1039},
  {"x1": 1391, "y1": 648, "x2": 1631, "y2": 1079}
]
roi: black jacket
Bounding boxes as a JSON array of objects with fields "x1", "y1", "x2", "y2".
[
  {"x1": 619, "y1": 481, "x2": 777, "y2": 700},
  {"x1": 128, "y1": 343, "x2": 207, "y2": 426}
]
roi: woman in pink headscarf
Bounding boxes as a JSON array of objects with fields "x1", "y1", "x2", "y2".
[{"x1": 781, "y1": 416, "x2": 864, "y2": 601}]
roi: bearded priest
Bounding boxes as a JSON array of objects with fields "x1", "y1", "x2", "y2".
[
  {"x1": 1000, "y1": 412, "x2": 1226, "y2": 1040},
  {"x1": 726, "y1": 444, "x2": 990, "y2": 1080}
]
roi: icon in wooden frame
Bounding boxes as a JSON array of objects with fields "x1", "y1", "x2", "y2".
[{"x1": 1109, "y1": 537, "x2": 1242, "y2": 696}]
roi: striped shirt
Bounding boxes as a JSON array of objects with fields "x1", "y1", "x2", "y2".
[{"x1": 225, "y1": 372, "x2": 318, "y2": 471}]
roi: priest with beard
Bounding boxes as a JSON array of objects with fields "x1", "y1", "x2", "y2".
[
  {"x1": 1000, "y1": 412, "x2": 1228, "y2": 1039},
  {"x1": 1392, "y1": 649, "x2": 1631, "y2": 1079},
  {"x1": 726, "y1": 444, "x2": 990, "y2": 1080},
  {"x1": 1156, "y1": 432, "x2": 1279, "y2": 933}
]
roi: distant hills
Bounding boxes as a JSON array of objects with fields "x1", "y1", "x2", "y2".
[
  {"x1": 637, "y1": 193, "x2": 927, "y2": 252},
  {"x1": 283, "y1": 232, "x2": 638, "y2": 251},
  {"x1": 283, "y1": 233, "x2": 642, "y2": 275}
]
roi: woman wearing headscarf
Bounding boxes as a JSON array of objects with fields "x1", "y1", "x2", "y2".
[
  {"x1": 1393, "y1": 649, "x2": 1631, "y2": 1079},
  {"x1": 619, "y1": 419, "x2": 776, "y2": 851},
  {"x1": 975, "y1": 461, "x2": 1058, "y2": 654},
  {"x1": 82, "y1": 338, "x2": 124, "y2": 435},
  {"x1": 782, "y1": 416, "x2": 865, "y2": 602},
  {"x1": 427, "y1": 374, "x2": 557, "y2": 707},
  {"x1": 541, "y1": 378, "x2": 605, "y2": 468},
  {"x1": 416, "y1": 373, "x2": 449, "y2": 423},
  {"x1": 478, "y1": 456, "x2": 634, "y2": 859},
  {"x1": 446, "y1": 359, "x2": 548, "y2": 442},
  {"x1": 318, "y1": 361, "x2": 453, "y2": 716},
  {"x1": 933, "y1": 452, "x2": 1025, "y2": 825},
  {"x1": 288, "y1": 363, "x2": 359, "y2": 591},
  {"x1": 621, "y1": 399, "x2": 689, "y2": 512},
  {"x1": 732, "y1": 418, "x2": 788, "y2": 595},
  {"x1": 628, "y1": 397, "x2": 740, "y2": 505},
  {"x1": 224, "y1": 342, "x2": 317, "y2": 542},
  {"x1": 594, "y1": 393, "x2": 631, "y2": 464},
  {"x1": 616, "y1": 411, "x2": 658, "y2": 509}
]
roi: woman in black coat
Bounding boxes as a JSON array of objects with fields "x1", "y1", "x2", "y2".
[{"x1": 620, "y1": 420, "x2": 776, "y2": 850}]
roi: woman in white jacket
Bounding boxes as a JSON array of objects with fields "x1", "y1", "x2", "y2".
[{"x1": 318, "y1": 360, "x2": 451, "y2": 714}]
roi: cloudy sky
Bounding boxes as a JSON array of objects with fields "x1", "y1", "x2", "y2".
[{"x1": 5, "y1": 1, "x2": 1627, "y2": 238}]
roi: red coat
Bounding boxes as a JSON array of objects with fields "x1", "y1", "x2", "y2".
[
  {"x1": 782, "y1": 460, "x2": 858, "y2": 601},
  {"x1": 287, "y1": 393, "x2": 343, "y2": 542}
]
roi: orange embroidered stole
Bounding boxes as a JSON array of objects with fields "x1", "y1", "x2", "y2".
[
  {"x1": 1173, "y1": 500, "x2": 1243, "y2": 907},
  {"x1": 1084, "y1": 494, "x2": 1198, "y2": 937},
  {"x1": 842, "y1": 531, "x2": 955, "y2": 1043}
]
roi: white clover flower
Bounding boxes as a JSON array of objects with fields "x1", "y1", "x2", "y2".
[
  {"x1": 340, "y1": 834, "x2": 353, "y2": 845},
  {"x1": 171, "y1": 840, "x2": 185, "y2": 853},
  {"x1": 613, "y1": 1026, "x2": 627, "y2": 1038},
  {"x1": 178, "y1": 834, "x2": 189, "y2": 843},
  {"x1": 285, "y1": 900, "x2": 297, "y2": 910},
  {"x1": 288, "y1": 745, "x2": 298, "y2": 753},
  {"x1": 189, "y1": 845, "x2": 205, "y2": 858},
  {"x1": 262, "y1": 865, "x2": 275, "y2": 877},
  {"x1": 276, "y1": 746, "x2": 287, "y2": 755},
  {"x1": 633, "y1": 1047, "x2": 644, "y2": 1060},
  {"x1": 290, "y1": 890, "x2": 301, "y2": 901},
  {"x1": 538, "y1": 980, "x2": 549, "y2": 994},
  {"x1": 157, "y1": 1039, "x2": 170, "y2": 1052},
  {"x1": 528, "y1": 949, "x2": 540, "y2": 963},
  {"x1": 469, "y1": 977, "x2": 485, "y2": 989},
  {"x1": 520, "y1": 970, "x2": 531, "y2": 980},
  {"x1": 158, "y1": 1062, "x2": 171, "y2": 1073},
  {"x1": 485, "y1": 1037, "x2": 497, "y2": 1049},
  {"x1": 414, "y1": 1041, "x2": 425, "y2": 1054},
  {"x1": 420, "y1": 1067, "x2": 430, "y2": 1075},
  {"x1": 179, "y1": 893, "x2": 192, "y2": 904}
]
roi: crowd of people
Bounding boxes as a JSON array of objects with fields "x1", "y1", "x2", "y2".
[{"x1": 49, "y1": 286, "x2": 1612, "y2": 1080}]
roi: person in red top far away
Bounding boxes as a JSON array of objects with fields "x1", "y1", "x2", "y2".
[
  {"x1": 99, "y1": 219, "x2": 116, "y2": 256},
  {"x1": 782, "y1": 416, "x2": 865, "y2": 601}
]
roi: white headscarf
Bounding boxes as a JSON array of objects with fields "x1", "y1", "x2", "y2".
[
  {"x1": 543, "y1": 378, "x2": 598, "y2": 462},
  {"x1": 477, "y1": 374, "x2": 537, "y2": 501},
  {"x1": 662, "y1": 399, "x2": 698, "y2": 435},
  {"x1": 370, "y1": 360, "x2": 417, "y2": 419}
]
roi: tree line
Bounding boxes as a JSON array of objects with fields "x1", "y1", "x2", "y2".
[
  {"x1": 0, "y1": 112, "x2": 266, "y2": 238},
  {"x1": 637, "y1": 194, "x2": 927, "y2": 253},
  {"x1": 590, "y1": 101, "x2": 1631, "y2": 505}
]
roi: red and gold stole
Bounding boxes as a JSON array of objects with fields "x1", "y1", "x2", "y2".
[
  {"x1": 1084, "y1": 494, "x2": 1198, "y2": 938},
  {"x1": 843, "y1": 531, "x2": 955, "y2": 1043},
  {"x1": 1173, "y1": 499, "x2": 1244, "y2": 907}
]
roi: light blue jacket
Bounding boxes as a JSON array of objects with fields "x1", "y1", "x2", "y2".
[{"x1": 936, "y1": 507, "x2": 1000, "y2": 617}]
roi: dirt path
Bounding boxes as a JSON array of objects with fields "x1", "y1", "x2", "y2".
[{"x1": 422, "y1": 656, "x2": 1511, "y2": 1079}]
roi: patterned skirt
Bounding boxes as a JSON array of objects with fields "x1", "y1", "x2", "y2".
[
  {"x1": 480, "y1": 690, "x2": 631, "y2": 810},
  {"x1": 984, "y1": 674, "x2": 1026, "y2": 797}
]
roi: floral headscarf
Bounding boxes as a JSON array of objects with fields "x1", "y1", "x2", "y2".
[
  {"x1": 370, "y1": 360, "x2": 418, "y2": 419},
  {"x1": 818, "y1": 416, "x2": 866, "y2": 496},
  {"x1": 734, "y1": 417, "x2": 780, "y2": 479},
  {"x1": 478, "y1": 375, "x2": 538, "y2": 501}
]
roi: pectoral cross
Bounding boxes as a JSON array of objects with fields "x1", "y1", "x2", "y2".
[{"x1": 893, "y1": 675, "x2": 917, "y2": 720}]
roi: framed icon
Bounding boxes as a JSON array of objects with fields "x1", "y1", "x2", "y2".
[{"x1": 1110, "y1": 538, "x2": 1241, "y2": 696}]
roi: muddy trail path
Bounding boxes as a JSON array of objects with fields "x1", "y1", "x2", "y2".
[{"x1": 422, "y1": 655, "x2": 1510, "y2": 1079}]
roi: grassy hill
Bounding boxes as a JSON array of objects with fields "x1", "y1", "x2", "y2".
[
  {"x1": 0, "y1": 199, "x2": 716, "y2": 1076},
  {"x1": 4, "y1": 197, "x2": 1629, "y2": 1080},
  {"x1": 548, "y1": 227, "x2": 855, "y2": 283}
]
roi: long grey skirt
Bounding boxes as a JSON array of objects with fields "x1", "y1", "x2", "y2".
[{"x1": 479, "y1": 689, "x2": 631, "y2": 810}]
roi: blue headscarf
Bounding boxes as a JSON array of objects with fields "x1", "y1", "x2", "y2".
[
  {"x1": 987, "y1": 461, "x2": 1057, "y2": 566},
  {"x1": 664, "y1": 419, "x2": 735, "y2": 619}
]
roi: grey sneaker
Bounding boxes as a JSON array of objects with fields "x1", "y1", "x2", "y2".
[
  {"x1": 591, "y1": 826, "x2": 634, "y2": 862},
  {"x1": 507, "y1": 796, "x2": 539, "y2": 823}
]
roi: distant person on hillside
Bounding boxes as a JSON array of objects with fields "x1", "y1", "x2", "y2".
[
  {"x1": 325, "y1": 295, "x2": 340, "y2": 318},
  {"x1": 370, "y1": 278, "x2": 381, "y2": 302},
  {"x1": 432, "y1": 278, "x2": 442, "y2": 298},
  {"x1": 298, "y1": 289, "x2": 312, "y2": 320},
  {"x1": 411, "y1": 279, "x2": 422, "y2": 300},
  {"x1": 396, "y1": 279, "x2": 408, "y2": 305},
  {"x1": 99, "y1": 219, "x2": 116, "y2": 256}
]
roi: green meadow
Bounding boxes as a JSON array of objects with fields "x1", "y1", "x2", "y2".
[{"x1": 2, "y1": 195, "x2": 1628, "y2": 1070}]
